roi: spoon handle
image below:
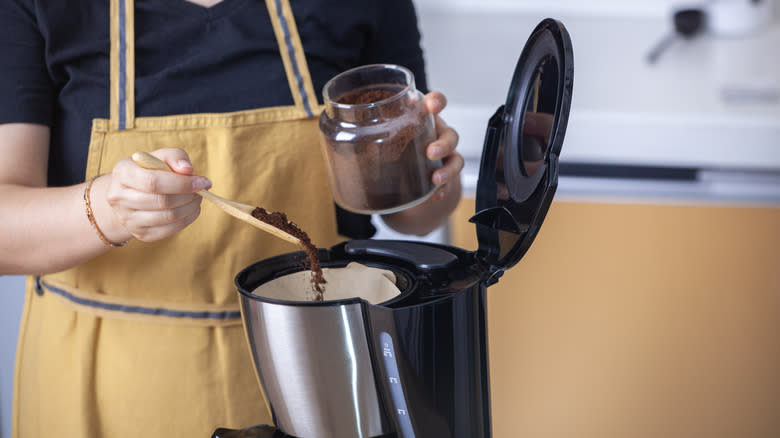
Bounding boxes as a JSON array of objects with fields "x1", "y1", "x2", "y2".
[
  {"x1": 130, "y1": 151, "x2": 170, "y2": 171},
  {"x1": 130, "y1": 152, "x2": 302, "y2": 246}
]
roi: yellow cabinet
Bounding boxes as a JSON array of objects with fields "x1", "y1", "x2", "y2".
[{"x1": 450, "y1": 199, "x2": 780, "y2": 438}]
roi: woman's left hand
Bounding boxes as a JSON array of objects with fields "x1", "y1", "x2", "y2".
[
  {"x1": 380, "y1": 91, "x2": 463, "y2": 236},
  {"x1": 423, "y1": 91, "x2": 463, "y2": 202}
]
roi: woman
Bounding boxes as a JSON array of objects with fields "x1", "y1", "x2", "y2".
[{"x1": 0, "y1": 0, "x2": 463, "y2": 436}]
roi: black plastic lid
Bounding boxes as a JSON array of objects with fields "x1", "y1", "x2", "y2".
[{"x1": 470, "y1": 18, "x2": 573, "y2": 273}]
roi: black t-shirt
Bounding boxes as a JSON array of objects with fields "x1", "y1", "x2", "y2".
[{"x1": 0, "y1": 0, "x2": 428, "y2": 237}]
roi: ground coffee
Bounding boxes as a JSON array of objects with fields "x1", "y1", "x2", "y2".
[
  {"x1": 337, "y1": 88, "x2": 398, "y2": 106},
  {"x1": 321, "y1": 84, "x2": 439, "y2": 213},
  {"x1": 250, "y1": 207, "x2": 326, "y2": 301}
]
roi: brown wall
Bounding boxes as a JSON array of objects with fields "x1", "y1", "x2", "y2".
[{"x1": 450, "y1": 199, "x2": 780, "y2": 438}]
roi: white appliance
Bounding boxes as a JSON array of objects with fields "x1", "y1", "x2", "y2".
[{"x1": 416, "y1": 4, "x2": 780, "y2": 207}]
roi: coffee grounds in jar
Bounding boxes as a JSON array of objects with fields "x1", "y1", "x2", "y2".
[
  {"x1": 250, "y1": 207, "x2": 326, "y2": 301},
  {"x1": 336, "y1": 88, "x2": 397, "y2": 106},
  {"x1": 324, "y1": 85, "x2": 438, "y2": 212}
]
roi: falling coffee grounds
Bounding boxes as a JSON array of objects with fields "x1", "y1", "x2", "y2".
[{"x1": 250, "y1": 207, "x2": 326, "y2": 301}]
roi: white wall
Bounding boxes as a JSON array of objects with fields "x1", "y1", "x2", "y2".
[
  {"x1": 414, "y1": 0, "x2": 780, "y2": 19},
  {"x1": 414, "y1": 0, "x2": 679, "y2": 16},
  {"x1": 0, "y1": 276, "x2": 24, "y2": 438}
]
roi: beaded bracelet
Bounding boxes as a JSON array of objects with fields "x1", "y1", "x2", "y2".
[{"x1": 84, "y1": 175, "x2": 129, "y2": 248}]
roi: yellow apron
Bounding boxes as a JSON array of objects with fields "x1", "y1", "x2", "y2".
[{"x1": 12, "y1": 0, "x2": 342, "y2": 436}]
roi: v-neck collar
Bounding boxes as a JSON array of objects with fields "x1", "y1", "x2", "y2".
[
  {"x1": 182, "y1": 0, "x2": 224, "y2": 8},
  {"x1": 162, "y1": 0, "x2": 249, "y2": 20}
]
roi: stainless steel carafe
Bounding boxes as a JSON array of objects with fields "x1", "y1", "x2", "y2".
[{"x1": 223, "y1": 18, "x2": 573, "y2": 438}]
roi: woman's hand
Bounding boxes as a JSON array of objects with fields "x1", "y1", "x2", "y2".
[
  {"x1": 424, "y1": 91, "x2": 463, "y2": 202},
  {"x1": 97, "y1": 148, "x2": 211, "y2": 243},
  {"x1": 381, "y1": 91, "x2": 463, "y2": 236}
]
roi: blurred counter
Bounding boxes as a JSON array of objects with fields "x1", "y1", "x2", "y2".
[{"x1": 417, "y1": 7, "x2": 780, "y2": 205}]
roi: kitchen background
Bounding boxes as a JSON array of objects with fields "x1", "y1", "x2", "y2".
[{"x1": 1, "y1": 0, "x2": 779, "y2": 436}]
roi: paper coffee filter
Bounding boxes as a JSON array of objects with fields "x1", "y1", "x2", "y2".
[{"x1": 251, "y1": 262, "x2": 401, "y2": 304}]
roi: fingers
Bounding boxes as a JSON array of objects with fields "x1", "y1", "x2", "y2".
[
  {"x1": 106, "y1": 148, "x2": 209, "y2": 242},
  {"x1": 118, "y1": 202, "x2": 202, "y2": 242},
  {"x1": 427, "y1": 113, "x2": 462, "y2": 185},
  {"x1": 430, "y1": 125, "x2": 464, "y2": 202},
  {"x1": 430, "y1": 149, "x2": 464, "y2": 200},
  {"x1": 422, "y1": 96, "x2": 463, "y2": 202},
  {"x1": 432, "y1": 148, "x2": 464, "y2": 186},
  {"x1": 427, "y1": 114, "x2": 459, "y2": 162},
  {"x1": 423, "y1": 91, "x2": 447, "y2": 115},
  {"x1": 120, "y1": 148, "x2": 211, "y2": 194},
  {"x1": 112, "y1": 191, "x2": 202, "y2": 211},
  {"x1": 422, "y1": 92, "x2": 456, "y2": 161},
  {"x1": 150, "y1": 147, "x2": 196, "y2": 175},
  {"x1": 115, "y1": 162, "x2": 212, "y2": 196}
]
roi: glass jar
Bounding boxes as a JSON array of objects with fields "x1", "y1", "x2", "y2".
[{"x1": 318, "y1": 64, "x2": 441, "y2": 215}]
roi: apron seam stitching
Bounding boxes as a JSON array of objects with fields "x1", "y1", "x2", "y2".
[
  {"x1": 93, "y1": 109, "x2": 321, "y2": 132},
  {"x1": 38, "y1": 279, "x2": 242, "y2": 320}
]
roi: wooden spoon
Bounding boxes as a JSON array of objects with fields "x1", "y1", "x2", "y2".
[{"x1": 131, "y1": 151, "x2": 302, "y2": 246}]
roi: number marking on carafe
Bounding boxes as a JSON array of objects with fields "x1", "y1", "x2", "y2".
[{"x1": 380, "y1": 332, "x2": 415, "y2": 438}]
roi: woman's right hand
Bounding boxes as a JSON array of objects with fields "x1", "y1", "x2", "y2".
[{"x1": 100, "y1": 148, "x2": 211, "y2": 243}]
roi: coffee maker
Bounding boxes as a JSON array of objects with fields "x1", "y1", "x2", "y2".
[{"x1": 214, "y1": 18, "x2": 573, "y2": 438}]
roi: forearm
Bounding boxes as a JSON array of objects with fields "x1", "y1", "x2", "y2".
[
  {"x1": 381, "y1": 177, "x2": 462, "y2": 237},
  {"x1": 0, "y1": 178, "x2": 119, "y2": 275}
]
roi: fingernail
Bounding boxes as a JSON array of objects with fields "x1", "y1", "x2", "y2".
[
  {"x1": 177, "y1": 160, "x2": 193, "y2": 170},
  {"x1": 434, "y1": 171, "x2": 447, "y2": 185},
  {"x1": 193, "y1": 178, "x2": 212, "y2": 190},
  {"x1": 434, "y1": 186, "x2": 446, "y2": 201},
  {"x1": 428, "y1": 146, "x2": 443, "y2": 160}
]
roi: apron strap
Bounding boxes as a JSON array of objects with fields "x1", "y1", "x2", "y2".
[
  {"x1": 109, "y1": 0, "x2": 135, "y2": 131},
  {"x1": 264, "y1": 0, "x2": 320, "y2": 117},
  {"x1": 108, "y1": 0, "x2": 319, "y2": 132}
]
